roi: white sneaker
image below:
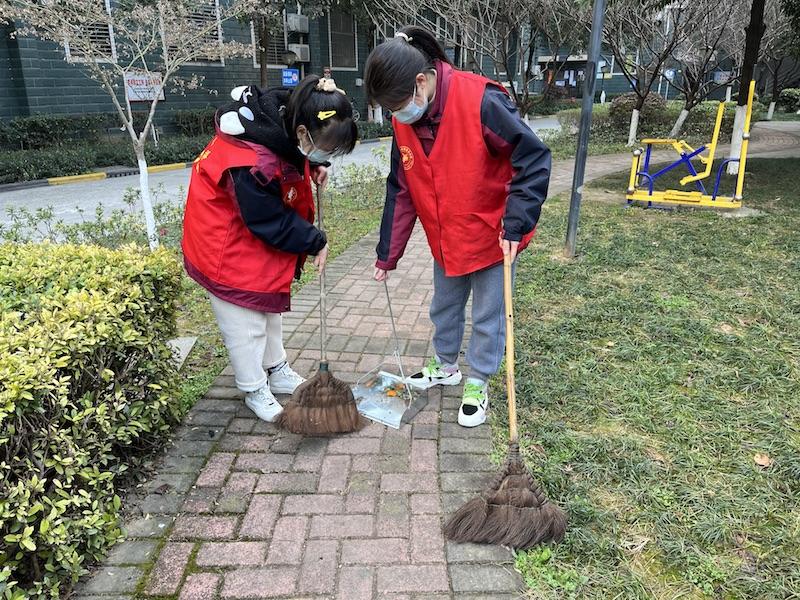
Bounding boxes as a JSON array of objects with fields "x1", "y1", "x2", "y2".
[
  {"x1": 268, "y1": 362, "x2": 306, "y2": 394},
  {"x1": 406, "y1": 357, "x2": 463, "y2": 390},
  {"x1": 458, "y1": 379, "x2": 488, "y2": 428},
  {"x1": 245, "y1": 385, "x2": 283, "y2": 422}
]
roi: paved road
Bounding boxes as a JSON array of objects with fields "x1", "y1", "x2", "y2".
[{"x1": 0, "y1": 117, "x2": 561, "y2": 229}]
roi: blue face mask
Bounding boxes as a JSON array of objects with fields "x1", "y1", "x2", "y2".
[
  {"x1": 393, "y1": 84, "x2": 428, "y2": 124},
  {"x1": 298, "y1": 130, "x2": 334, "y2": 163}
]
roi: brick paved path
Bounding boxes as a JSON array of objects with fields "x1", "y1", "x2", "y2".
[{"x1": 73, "y1": 124, "x2": 800, "y2": 600}]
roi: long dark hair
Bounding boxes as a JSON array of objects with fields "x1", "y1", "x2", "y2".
[
  {"x1": 285, "y1": 75, "x2": 358, "y2": 154},
  {"x1": 364, "y1": 26, "x2": 452, "y2": 107}
]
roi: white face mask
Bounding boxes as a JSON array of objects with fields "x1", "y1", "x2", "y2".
[
  {"x1": 298, "y1": 129, "x2": 334, "y2": 163},
  {"x1": 393, "y1": 84, "x2": 428, "y2": 125}
]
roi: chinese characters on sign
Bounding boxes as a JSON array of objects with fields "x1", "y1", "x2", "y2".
[{"x1": 125, "y1": 72, "x2": 166, "y2": 102}]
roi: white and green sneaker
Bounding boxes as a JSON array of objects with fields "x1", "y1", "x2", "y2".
[
  {"x1": 458, "y1": 379, "x2": 488, "y2": 428},
  {"x1": 406, "y1": 356, "x2": 462, "y2": 390}
]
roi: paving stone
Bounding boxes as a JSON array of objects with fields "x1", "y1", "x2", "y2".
[
  {"x1": 186, "y1": 410, "x2": 233, "y2": 427},
  {"x1": 318, "y1": 455, "x2": 351, "y2": 492},
  {"x1": 410, "y1": 515, "x2": 445, "y2": 563},
  {"x1": 144, "y1": 473, "x2": 196, "y2": 495},
  {"x1": 352, "y1": 453, "x2": 409, "y2": 473},
  {"x1": 174, "y1": 425, "x2": 225, "y2": 442},
  {"x1": 377, "y1": 565, "x2": 450, "y2": 593},
  {"x1": 283, "y1": 494, "x2": 344, "y2": 514},
  {"x1": 440, "y1": 472, "x2": 493, "y2": 492},
  {"x1": 196, "y1": 542, "x2": 267, "y2": 566},
  {"x1": 440, "y1": 423, "x2": 491, "y2": 439},
  {"x1": 219, "y1": 434, "x2": 273, "y2": 452},
  {"x1": 337, "y1": 566, "x2": 374, "y2": 600},
  {"x1": 223, "y1": 471, "x2": 258, "y2": 495},
  {"x1": 235, "y1": 452, "x2": 294, "y2": 473},
  {"x1": 411, "y1": 439, "x2": 438, "y2": 472},
  {"x1": 327, "y1": 437, "x2": 381, "y2": 454},
  {"x1": 221, "y1": 567, "x2": 298, "y2": 598},
  {"x1": 309, "y1": 514, "x2": 375, "y2": 538},
  {"x1": 439, "y1": 437, "x2": 493, "y2": 454},
  {"x1": 123, "y1": 515, "x2": 174, "y2": 538},
  {"x1": 159, "y1": 454, "x2": 206, "y2": 474},
  {"x1": 179, "y1": 573, "x2": 221, "y2": 600},
  {"x1": 442, "y1": 492, "x2": 480, "y2": 515},
  {"x1": 382, "y1": 429, "x2": 412, "y2": 454},
  {"x1": 292, "y1": 438, "x2": 329, "y2": 472},
  {"x1": 410, "y1": 494, "x2": 441, "y2": 515},
  {"x1": 449, "y1": 565, "x2": 522, "y2": 593},
  {"x1": 266, "y1": 539, "x2": 305, "y2": 565},
  {"x1": 445, "y1": 542, "x2": 514, "y2": 563},
  {"x1": 439, "y1": 453, "x2": 495, "y2": 472},
  {"x1": 105, "y1": 540, "x2": 158, "y2": 565},
  {"x1": 145, "y1": 542, "x2": 193, "y2": 595},
  {"x1": 298, "y1": 540, "x2": 338, "y2": 594},
  {"x1": 377, "y1": 494, "x2": 410, "y2": 538},
  {"x1": 171, "y1": 515, "x2": 237, "y2": 540},
  {"x1": 256, "y1": 473, "x2": 318, "y2": 494},
  {"x1": 239, "y1": 494, "x2": 281, "y2": 539},
  {"x1": 139, "y1": 493, "x2": 183, "y2": 515},
  {"x1": 214, "y1": 493, "x2": 250, "y2": 514},
  {"x1": 227, "y1": 417, "x2": 256, "y2": 433},
  {"x1": 193, "y1": 398, "x2": 240, "y2": 413},
  {"x1": 182, "y1": 488, "x2": 219, "y2": 514},
  {"x1": 196, "y1": 452, "x2": 236, "y2": 487},
  {"x1": 270, "y1": 433, "x2": 305, "y2": 453},
  {"x1": 167, "y1": 440, "x2": 216, "y2": 457},
  {"x1": 341, "y1": 538, "x2": 409, "y2": 564},
  {"x1": 79, "y1": 567, "x2": 142, "y2": 594},
  {"x1": 412, "y1": 424, "x2": 440, "y2": 440},
  {"x1": 382, "y1": 473, "x2": 438, "y2": 493}
]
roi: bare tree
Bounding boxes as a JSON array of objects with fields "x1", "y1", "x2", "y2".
[
  {"x1": 760, "y1": 0, "x2": 800, "y2": 118},
  {"x1": 667, "y1": 0, "x2": 746, "y2": 137},
  {"x1": 603, "y1": 0, "x2": 697, "y2": 145},
  {"x1": 1, "y1": 0, "x2": 257, "y2": 248}
]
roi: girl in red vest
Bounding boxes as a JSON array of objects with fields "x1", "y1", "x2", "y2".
[
  {"x1": 364, "y1": 27, "x2": 551, "y2": 428},
  {"x1": 182, "y1": 77, "x2": 357, "y2": 422}
]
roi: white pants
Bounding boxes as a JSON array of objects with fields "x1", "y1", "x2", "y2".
[{"x1": 208, "y1": 293, "x2": 287, "y2": 392}]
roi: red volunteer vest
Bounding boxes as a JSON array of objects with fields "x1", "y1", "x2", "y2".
[
  {"x1": 182, "y1": 134, "x2": 314, "y2": 313},
  {"x1": 393, "y1": 71, "x2": 535, "y2": 276}
]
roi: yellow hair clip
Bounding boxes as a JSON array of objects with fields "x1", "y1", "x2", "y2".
[{"x1": 318, "y1": 110, "x2": 337, "y2": 121}]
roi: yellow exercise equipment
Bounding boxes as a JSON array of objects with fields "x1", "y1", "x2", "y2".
[{"x1": 625, "y1": 80, "x2": 755, "y2": 209}]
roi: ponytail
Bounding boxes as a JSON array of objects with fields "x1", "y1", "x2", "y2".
[{"x1": 364, "y1": 25, "x2": 452, "y2": 107}]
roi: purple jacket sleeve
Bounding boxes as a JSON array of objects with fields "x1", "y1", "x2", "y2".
[
  {"x1": 375, "y1": 139, "x2": 417, "y2": 270},
  {"x1": 481, "y1": 87, "x2": 551, "y2": 241}
]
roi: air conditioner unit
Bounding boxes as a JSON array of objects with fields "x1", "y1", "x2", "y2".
[
  {"x1": 288, "y1": 43, "x2": 310, "y2": 62},
  {"x1": 286, "y1": 14, "x2": 309, "y2": 34}
]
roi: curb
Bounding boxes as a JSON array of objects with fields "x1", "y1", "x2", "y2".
[
  {"x1": 1, "y1": 162, "x2": 193, "y2": 193},
  {"x1": 358, "y1": 135, "x2": 393, "y2": 145}
]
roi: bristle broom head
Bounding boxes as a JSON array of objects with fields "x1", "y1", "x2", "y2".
[
  {"x1": 276, "y1": 369, "x2": 367, "y2": 435},
  {"x1": 442, "y1": 443, "x2": 566, "y2": 549}
]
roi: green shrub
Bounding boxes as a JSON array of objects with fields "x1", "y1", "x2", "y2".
[
  {"x1": 532, "y1": 98, "x2": 580, "y2": 116},
  {"x1": 0, "y1": 146, "x2": 97, "y2": 184},
  {"x1": 778, "y1": 88, "x2": 800, "y2": 112},
  {"x1": 556, "y1": 104, "x2": 618, "y2": 142},
  {"x1": 0, "y1": 243, "x2": 182, "y2": 599},
  {"x1": 173, "y1": 108, "x2": 216, "y2": 137},
  {"x1": 357, "y1": 120, "x2": 393, "y2": 140},
  {"x1": 609, "y1": 92, "x2": 668, "y2": 131},
  {"x1": 146, "y1": 136, "x2": 209, "y2": 165},
  {"x1": 0, "y1": 114, "x2": 116, "y2": 151}
]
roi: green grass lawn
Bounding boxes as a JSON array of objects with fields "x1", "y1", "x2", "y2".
[{"x1": 505, "y1": 159, "x2": 800, "y2": 598}]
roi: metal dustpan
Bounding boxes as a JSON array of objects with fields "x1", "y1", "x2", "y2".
[{"x1": 353, "y1": 280, "x2": 426, "y2": 429}]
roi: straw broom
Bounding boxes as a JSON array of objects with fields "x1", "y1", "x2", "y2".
[
  {"x1": 276, "y1": 186, "x2": 366, "y2": 435},
  {"x1": 442, "y1": 253, "x2": 566, "y2": 548}
]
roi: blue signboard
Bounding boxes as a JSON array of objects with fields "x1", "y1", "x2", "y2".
[{"x1": 282, "y1": 68, "x2": 300, "y2": 87}]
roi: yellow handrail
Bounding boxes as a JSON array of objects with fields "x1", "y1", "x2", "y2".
[{"x1": 680, "y1": 101, "x2": 726, "y2": 185}]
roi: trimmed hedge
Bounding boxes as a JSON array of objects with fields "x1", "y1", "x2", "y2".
[
  {"x1": 357, "y1": 120, "x2": 393, "y2": 140},
  {"x1": 0, "y1": 136, "x2": 210, "y2": 184},
  {"x1": 778, "y1": 88, "x2": 800, "y2": 112},
  {"x1": 0, "y1": 243, "x2": 182, "y2": 598},
  {"x1": 173, "y1": 108, "x2": 216, "y2": 137},
  {"x1": 558, "y1": 96, "x2": 767, "y2": 143}
]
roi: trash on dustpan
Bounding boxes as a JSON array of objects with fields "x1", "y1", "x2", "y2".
[{"x1": 353, "y1": 370, "x2": 413, "y2": 429}]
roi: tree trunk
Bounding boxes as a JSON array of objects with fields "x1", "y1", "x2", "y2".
[
  {"x1": 627, "y1": 109, "x2": 640, "y2": 146},
  {"x1": 135, "y1": 144, "x2": 158, "y2": 250},
  {"x1": 670, "y1": 108, "x2": 690, "y2": 138},
  {"x1": 259, "y1": 17, "x2": 269, "y2": 88},
  {"x1": 767, "y1": 101, "x2": 776, "y2": 120},
  {"x1": 727, "y1": 0, "x2": 766, "y2": 175}
]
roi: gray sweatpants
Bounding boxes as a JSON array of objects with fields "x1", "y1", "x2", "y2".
[{"x1": 430, "y1": 260, "x2": 515, "y2": 382}]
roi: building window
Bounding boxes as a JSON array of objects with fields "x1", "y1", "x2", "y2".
[
  {"x1": 163, "y1": 0, "x2": 224, "y2": 65},
  {"x1": 64, "y1": 0, "x2": 116, "y2": 63},
  {"x1": 251, "y1": 18, "x2": 287, "y2": 68},
  {"x1": 328, "y1": 9, "x2": 357, "y2": 70}
]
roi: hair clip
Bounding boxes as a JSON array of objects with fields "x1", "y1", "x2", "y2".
[
  {"x1": 394, "y1": 31, "x2": 413, "y2": 42},
  {"x1": 318, "y1": 110, "x2": 337, "y2": 121}
]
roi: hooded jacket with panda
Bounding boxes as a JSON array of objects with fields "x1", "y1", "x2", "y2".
[{"x1": 182, "y1": 86, "x2": 327, "y2": 314}]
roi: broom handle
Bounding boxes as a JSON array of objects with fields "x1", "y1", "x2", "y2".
[
  {"x1": 317, "y1": 186, "x2": 327, "y2": 363},
  {"x1": 503, "y1": 252, "x2": 518, "y2": 444}
]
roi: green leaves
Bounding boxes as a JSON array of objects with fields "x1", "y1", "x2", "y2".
[{"x1": 0, "y1": 242, "x2": 181, "y2": 598}]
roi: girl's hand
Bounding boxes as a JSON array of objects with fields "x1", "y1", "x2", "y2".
[
  {"x1": 499, "y1": 234, "x2": 520, "y2": 261},
  {"x1": 314, "y1": 244, "x2": 329, "y2": 271},
  {"x1": 312, "y1": 166, "x2": 329, "y2": 190},
  {"x1": 374, "y1": 267, "x2": 389, "y2": 282}
]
